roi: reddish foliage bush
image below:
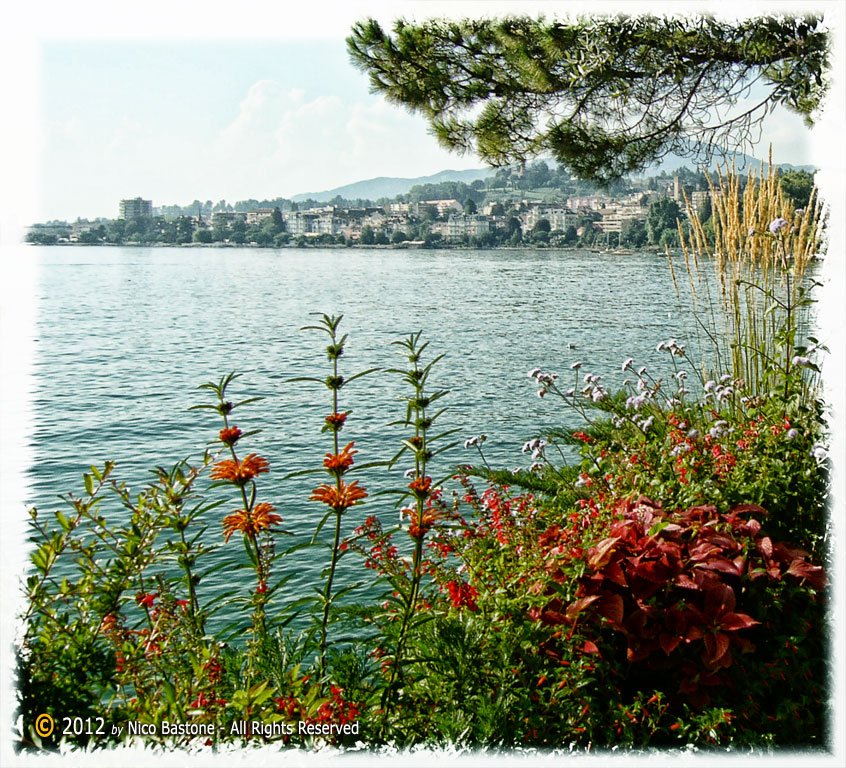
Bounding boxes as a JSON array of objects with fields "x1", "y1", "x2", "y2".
[{"x1": 537, "y1": 497, "x2": 826, "y2": 709}]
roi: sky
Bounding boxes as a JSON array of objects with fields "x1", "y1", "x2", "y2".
[{"x1": 0, "y1": 0, "x2": 835, "y2": 223}]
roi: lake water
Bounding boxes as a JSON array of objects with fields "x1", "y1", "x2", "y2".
[{"x1": 27, "y1": 245, "x2": 705, "y2": 630}]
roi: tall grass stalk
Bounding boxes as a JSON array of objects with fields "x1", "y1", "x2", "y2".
[{"x1": 672, "y1": 152, "x2": 823, "y2": 400}]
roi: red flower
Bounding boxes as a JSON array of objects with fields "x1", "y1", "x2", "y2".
[
  {"x1": 222, "y1": 501, "x2": 282, "y2": 542},
  {"x1": 211, "y1": 453, "x2": 270, "y2": 485},
  {"x1": 310, "y1": 479, "x2": 368, "y2": 512},
  {"x1": 323, "y1": 441, "x2": 357, "y2": 474},
  {"x1": 136, "y1": 592, "x2": 156, "y2": 608},
  {"x1": 446, "y1": 580, "x2": 479, "y2": 611},
  {"x1": 219, "y1": 426, "x2": 243, "y2": 446}
]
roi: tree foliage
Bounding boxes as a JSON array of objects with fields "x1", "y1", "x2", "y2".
[
  {"x1": 646, "y1": 197, "x2": 682, "y2": 245},
  {"x1": 347, "y1": 14, "x2": 829, "y2": 182},
  {"x1": 778, "y1": 169, "x2": 815, "y2": 208}
]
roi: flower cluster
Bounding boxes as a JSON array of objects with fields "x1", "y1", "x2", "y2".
[
  {"x1": 310, "y1": 480, "x2": 368, "y2": 512},
  {"x1": 656, "y1": 338, "x2": 686, "y2": 357},
  {"x1": 222, "y1": 501, "x2": 282, "y2": 542},
  {"x1": 323, "y1": 411, "x2": 349, "y2": 432},
  {"x1": 210, "y1": 453, "x2": 270, "y2": 486},
  {"x1": 445, "y1": 580, "x2": 479, "y2": 611},
  {"x1": 323, "y1": 441, "x2": 357, "y2": 473},
  {"x1": 527, "y1": 367, "x2": 559, "y2": 398}
]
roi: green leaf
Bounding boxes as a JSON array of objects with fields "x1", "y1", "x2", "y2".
[
  {"x1": 243, "y1": 536, "x2": 257, "y2": 565},
  {"x1": 55, "y1": 511, "x2": 72, "y2": 532},
  {"x1": 344, "y1": 367, "x2": 381, "y2": 384}
]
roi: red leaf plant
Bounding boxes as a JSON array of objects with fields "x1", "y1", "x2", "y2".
[{"x1": 537, "y1": 496, "x2": 826, "y2": 708}]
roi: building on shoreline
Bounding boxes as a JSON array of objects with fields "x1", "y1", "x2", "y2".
[{"x1": 119, "y1": 198, "x2": 153, "y2": 220}]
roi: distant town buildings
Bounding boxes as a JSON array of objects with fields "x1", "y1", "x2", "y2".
[
  {"x1": 29, "y1": 170, "x2": 732, "y2": 246},
  {"x1": 119, "y1": 198, "x2": 153, "y2": 220}
]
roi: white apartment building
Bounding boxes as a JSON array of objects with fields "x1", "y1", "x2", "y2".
[
  {"x1": 430, "y1": 214, "x2": 490, "y2": 241},
  {"x1": 521, "y1": 205, "x2": 575, "y2": 232}
]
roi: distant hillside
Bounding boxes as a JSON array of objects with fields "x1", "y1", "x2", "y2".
[
  {"x1": 293, "y1": 153, "x2": 814, "y2": 205},
  {"x1": 648, "y1": 149, "x2": 815, "y2": 176},
  {"x1": 292, "y1": 168, "x2": 492, "y2": 202}
]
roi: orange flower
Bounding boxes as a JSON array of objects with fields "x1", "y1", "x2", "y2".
[
  {"x1": 324, "y1": 411, "x2": 349, "y2": 431},
  {"x1": 404, "y1": 506, "x2": 441, "y2": 540},
  {"x1": 310, "y1": 479, "x2": 368, "y2": 512},
  {"x1": 219, "y1": 426, "x2": 243, "y2": 446},
  {"x1": 324, "y1": 441, "x2": 357, "y2": 474},
  {"x1": 211, "y1": 453, "x2": 269, "y2": 485},
  {"x1": 408, "y1": 475, "x2": 432, "y2": 497},
  {"x1": 222, "y1": 501, "x2": 282, "y2": 542}
]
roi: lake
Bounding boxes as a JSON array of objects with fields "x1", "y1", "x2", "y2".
[{"x1": 27, "y1": 245, "x2": 705, "y2": 628}]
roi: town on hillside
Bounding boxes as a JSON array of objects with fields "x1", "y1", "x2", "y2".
[{"x1": 26, "y1": 161, "x2": 815, "y2": 250}]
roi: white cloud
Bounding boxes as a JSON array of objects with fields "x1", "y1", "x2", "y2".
[{"x1": 213, "y1": 80, "x2": 481, "y2": 200}]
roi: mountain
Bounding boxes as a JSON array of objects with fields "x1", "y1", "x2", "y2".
[
  {"x1": 291, "y1": 168, "x2": 492, "y2": 203},
  {"x1": 647, "y1": 148, "x2": 815, "y2": 176},
  {"x1": 293, "y1": 152, "x2": 815, "y2": 205}
]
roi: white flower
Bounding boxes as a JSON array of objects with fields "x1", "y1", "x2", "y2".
[
  {"x1": 626, "y1": 393, "x2": 647, "y2": 411},
  {"x1": 522, "y1": 438, "x2": 545, "y2": 454},
  {"x1": 769, "y1": 217, "x2": 789, "y2": 234},
  {"x1": 571, "y1": 361, "x2": 582, "y2": 370},
  {"x1": 575, "y1": 476, "x2": 587, "y2": 488},
  {"x1": 527, "y1": 367, "x2": 541, "y2": 379},
  {"x1": 687, "y1": 428, "x2": 699, "y2": 439},
  {"x1": 591, "y1": 388, "x2": 607, "y2": 402},
  {"x1": 704, "y1": 380, "x2": 716, "y2": 392},
  {"x1": 792, "y1": 355, "x2": 811, "y2": 367},
  {"x1": 637, "y1": 366, "x2": 647, "y2": 377},
  {"x1": 786, "y1": 428, "x2": 799, "y2": 441},
  {"x1": 674, "y1": 370, "x2": 688, "y2": 381},
  {"x1": 565, "y1": 388, "x2": 575, "y2": 397},
  {"x1": 641, "y1": 416, "x2": 655, "y2": 431},
  {"x1": 404, "y1": 468, "x2": 416, "y2": 479},
  {"x1": 622, "y1": 357, "x2": 635, "y2": 372}
]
